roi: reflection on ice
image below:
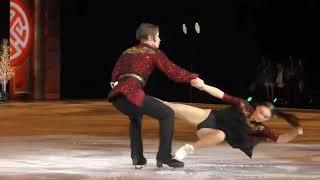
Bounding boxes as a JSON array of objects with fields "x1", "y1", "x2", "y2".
[{"x1": 0, "y1": 135, "x2": 319, "y2": 180}]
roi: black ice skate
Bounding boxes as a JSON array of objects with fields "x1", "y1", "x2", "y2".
[
  {"x1": 132, "y1": 155, "x2": 147, "y2": 169},
  {"x1": 156, "y1": 156, "x2": 184, "y2": 168}
]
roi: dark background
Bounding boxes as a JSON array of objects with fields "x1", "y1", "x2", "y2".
[
  {"x1": 8, "y1": 0, "x2": 320, "y2": 108},
  {"x1": 0, "y1": 1, "x2": 9, "y2": 40}
]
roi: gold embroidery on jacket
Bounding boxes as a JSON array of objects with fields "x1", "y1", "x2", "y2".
[
  {"x1": 252, "y1": 124, "x2": 265, "y2": 131},
  {"x1": 239, "y1": 101, "x2": 265, "y2": 131},
  {"x1": 247, "y1": 121, "x2": 265, "y2": 132},
  {"x1": 240, "y1": 101, "x2": 250, "y2": 118},
  {"x1": 125, "y1": 47, "x2": 156, "y2": 54}
]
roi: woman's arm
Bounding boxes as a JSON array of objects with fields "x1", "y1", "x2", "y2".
[
  {"x1": 191, "y1": 79, "x2": 224, "y2": 99},
  {"x1": 202, "y1": 84, "x2": 224, "y2": 100},
  {"x1": 276, "y1": 127, "x2": 303, "y2": 143},
  {"x1": 191, "y1": 79, "x2": 252, "y2": 109}
]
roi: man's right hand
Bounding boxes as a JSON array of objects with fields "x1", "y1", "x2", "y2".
[{"x1": 191, "y1": 78, "x2": 205, "y2": 90}]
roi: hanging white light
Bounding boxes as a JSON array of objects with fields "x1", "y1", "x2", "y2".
[
  {"x1": 195, "y1": 22, "x2": 200, "y2": 34},
  {"x1": 182, "y1": 23, "x2": 187, "y2": 35}
]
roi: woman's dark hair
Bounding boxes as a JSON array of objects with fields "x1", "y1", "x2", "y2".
[{"x1": 258, "y1": 102, "x2": 300, "y2": 127}]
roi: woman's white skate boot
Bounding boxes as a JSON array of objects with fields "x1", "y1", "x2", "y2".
[{"x1": 174, "y1": 144, "x2": 195, "y2": 161}]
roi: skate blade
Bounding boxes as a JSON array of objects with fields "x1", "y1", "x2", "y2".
[{"x1": 134, "y1": 165, "x2": 144, "y2": 169}]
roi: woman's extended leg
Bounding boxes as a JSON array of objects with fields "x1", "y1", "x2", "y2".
[
  {"x1": 174, "y1": 129, "x2": 226, "y2": 161},
  {"x1": 156, "y1": 99, "x2": 226, "y2": 160},
  {"x1": 161, "y1": 101, "x2": 211, "y2": 126},
  {"x1": 193, "y1": 128, "x2": 226, "y2": 148}
]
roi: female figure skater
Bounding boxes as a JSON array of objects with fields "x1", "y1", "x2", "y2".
[{"x1": 161, "y1": 79, "x2": 303, "y2": 160}]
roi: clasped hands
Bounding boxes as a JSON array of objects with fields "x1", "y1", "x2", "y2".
[{"x1": 191, "y1": 77, "x2": 205, "y2": 90}]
